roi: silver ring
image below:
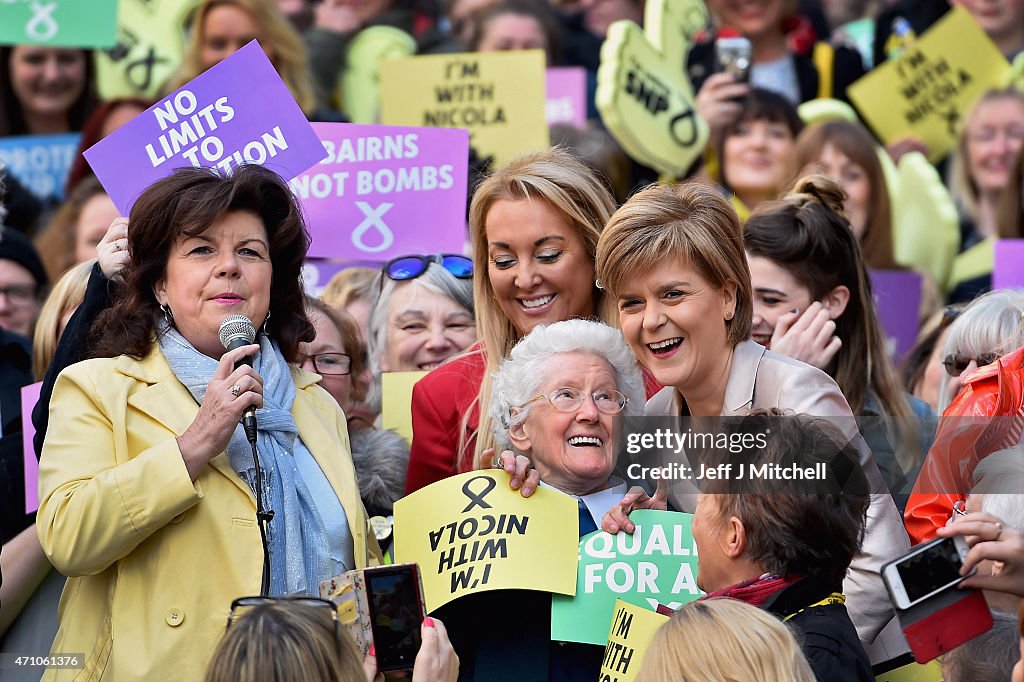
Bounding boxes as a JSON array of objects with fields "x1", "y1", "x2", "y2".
[
  {"x1": 492, "y1": 455, "x2": 503, "y2": 469},
  {"x1": 113, "y1": 240, "x2": 121, "y2": 252},
  {"x1": 230, "y1": 384, "x2": 241, "y2": 397},
  {"x1": 995, "y1": 522, "x2": 1003, "y2": 540}
]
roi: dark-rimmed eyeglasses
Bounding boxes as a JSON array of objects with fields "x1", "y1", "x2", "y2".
[
  {"x1": 383, "y1": 254, "x2": 473, "y2": 282},
  {"x1": 226, "y1": 596, "x2": 341, "y2": 652},
  {"x1": 516, "y1": 387, "x2": 629, "y2": 416},
  {"x1": 942, "y1": 352, "x2": 1000, "y2": 378},
  {"x1": 299, "y1": 352, "x2": 352, "y2": 376},
  {"x1": 0, "y1": 284, "x2": 38, "y2": 306}
]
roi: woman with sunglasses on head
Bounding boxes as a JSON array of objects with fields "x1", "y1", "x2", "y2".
[
  {"x1": 906, "y1": 288, "x2": 1024, "y2": 544},
  {"x1": 206, "y1": 596, "x2": 459, "y2": 682},
  {"x1": 404, "y1": 147, "x2": 630, "y2": 494},
  {"x1": 743, "y1": 175, "x2": 934, "y2": 511}
]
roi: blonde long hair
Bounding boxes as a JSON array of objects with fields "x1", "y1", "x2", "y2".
[
  {"x1": 464, "y1": 148, "x2": 618, "y2": 466},
  {"x1": 640, "y1": 599, "x2": 817, "y2": 682},
  {"x1": 166, "y1": 0, "x2": 316, "y2": 114},
  {"x1": 32, "y1": 260, "x2": 93, "y2": 380}
]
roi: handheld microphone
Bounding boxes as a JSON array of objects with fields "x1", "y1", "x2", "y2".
[{"x1": 219, "y1": 315, "x2": 259, "y2": 443}]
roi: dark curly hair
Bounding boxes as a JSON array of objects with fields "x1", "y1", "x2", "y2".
[{"x1": 90, "y1": 165, "x2": 314, "y2": 361}]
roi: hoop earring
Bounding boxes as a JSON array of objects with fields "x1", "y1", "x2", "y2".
[
  {"x1": 160, "y1": 304, "x2": 174, "y2": 324},
  {"x1": 262, "y1": 311, "x2": 271, "y2": 336}
]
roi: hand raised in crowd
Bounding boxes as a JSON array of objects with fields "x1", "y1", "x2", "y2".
[
  {"x1": 937, "y1": 511, "x2": 1024, "y2": 598},
  {"x1": 314, "y1": 0, "x2": 363, "y2": 35},
  {"x1": 480, "y1": 448, "x2": 541, "y2": 498},
  {"x1": 176, "y1": 344, "x2": 262, "y2": 480},
  {"x1": 885, "y1": 136, "x2": 930, "y2": 164},
  {"x1": 694, "y1": 73, "x2": 751, "y2": 137},
  {"x1": 767, "y1": 302, "x2": 842, "y2": 370},
  {"x1": 602, "y1": 483, "x2": 669, "y2": 534},
  {"x1": 97, "y1": 216, "x2": 130, "y2": 280}
]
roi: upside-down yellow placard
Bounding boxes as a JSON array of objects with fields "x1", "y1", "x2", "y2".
[
  {"x1": 600, "y1": 599, "x2": 669, "y2": 682},
  {"x1": 379, "y1": 50, "x2": 549, "y2": 167},
  {"x1": 848, "y1": 6, "x2": 1010, "y2": 163},
  {"x1": 393, "y1": 470, "x2": 578, "y2": 611},
  {"x1": 596, "y1": 0, "x2": 710, "y2": 178}
]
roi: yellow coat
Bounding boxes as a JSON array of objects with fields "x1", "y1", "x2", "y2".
[{"x1": 37, "y1": 346, "x2": 381, "y2": 681}]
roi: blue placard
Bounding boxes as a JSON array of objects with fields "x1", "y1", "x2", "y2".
[{"x1": 0, "y1": 133, "x2": 81, "y2": 202}]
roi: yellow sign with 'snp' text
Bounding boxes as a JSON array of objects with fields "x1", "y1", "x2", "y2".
[{"x1": 393, "y1": 470, "x2": 578, "y2": 611}]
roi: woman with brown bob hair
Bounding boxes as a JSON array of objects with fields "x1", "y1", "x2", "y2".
[
  {"x1": 792, "y1": 120, "x2": 899, "y2": 270},
  {"x1": 37, "y1": 165, "x2": 380, "y2": 681},
  {"x1": 595, "y1": 180, "x2": 909, "y2": 644}
]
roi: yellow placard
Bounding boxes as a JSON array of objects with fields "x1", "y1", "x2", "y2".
[
  {"x1": 381, "y1": 370, "x2": 428, "y2": 444},
  {"x1": 595, "y1": 0, "x2": 710, "y2": 178},
  {"x1": 600, "y1": 599, "x2": 670, "y2": 682},
  {"x1": 95, "y1": 0, "x2": 198, "y2": 100},
  {"x1": 393, "y1": 470, "x2": 578, "y2": 611},
  {"x1": 848, "y1": 6, "x2": 1010, "y2": 163},
  {"x1": 379, "y1": 50, "x2": 549, "y2": 168},
  {"x1": 875, "y1": 659, "x2": 942, "y2": 682}
]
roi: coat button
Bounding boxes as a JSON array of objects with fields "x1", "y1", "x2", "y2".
[{"x1": 165, "y1": 608, "x2": 185, "y2": 627}]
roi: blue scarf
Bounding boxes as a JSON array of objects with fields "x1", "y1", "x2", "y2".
[{"x1": 157, "y1": 320, "x2": 330, "y2": 596}]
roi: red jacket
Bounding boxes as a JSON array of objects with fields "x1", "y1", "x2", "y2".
[
  {"x1": 406, "y1": 349, "x2": 487, "y2": 494},
  {"x1": 905, "y1": 345, "x2": 1024, "y2": 543},
  {"x1": 405, "y1": 345, "x2": 664, "y2": 494}
]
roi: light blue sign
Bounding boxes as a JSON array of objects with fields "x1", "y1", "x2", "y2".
[{"x1": 0, "y1": 133, "x2": 81, "y2": 202}]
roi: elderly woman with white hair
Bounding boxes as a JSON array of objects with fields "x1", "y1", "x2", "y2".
[
  {"x1": 364, "y1": 256, "x2": 477, "y2": 418},
  {"x1": 906, "y1": 289, "x2": 1024, "y2": 543},
  {"x1": 438, "y1": 318, "x2": 646, "y2": 682}
]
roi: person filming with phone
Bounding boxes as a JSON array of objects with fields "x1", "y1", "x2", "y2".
[{"x1": 36, "y1": 166, "x2": 381, "y2": 681}]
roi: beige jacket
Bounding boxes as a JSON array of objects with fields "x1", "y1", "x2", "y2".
[{"x1": 646, "y1": 340, "x2": 910, "y2": 643}]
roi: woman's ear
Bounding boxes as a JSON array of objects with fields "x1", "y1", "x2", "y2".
[
  {"x1": 820, "y1": 285, "x2": 850, "y2": 320},
  {"x1": 508, "y1": 417, "x2": 531, "y2": 452},
  {"x1": 722, "y1": 280, "x2": 738, "y2": 320},
  {"x1": 153, "y1": 280, "x2": 167, "y2": 307}
]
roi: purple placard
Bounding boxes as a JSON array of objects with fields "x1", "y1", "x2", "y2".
[
  {"x1": 293, "y1": 123, "x2": 469, "y2": 261},
  {"x1": 302, "y1": 258, "x2": 369, "y2": 297},
  {"x1": 545, "y1": 67, "x2": 587, "y2": 128},
  {"x1": 84, "y1": 41, "x2": 327, "y2": 214},
  {"x1": 993, "y1": 239, "x2": 1024, "y2": 290},
  {"x1": 870, "y1": 269, "x2": 922, "y2": 362},
  {"x1": 21, "y1": 382, "x2": 41, "y2": 514}
]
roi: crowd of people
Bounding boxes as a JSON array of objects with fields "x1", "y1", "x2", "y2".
[{"x1": 2, "y1": 0, "x2": 1024, "y2": 680}]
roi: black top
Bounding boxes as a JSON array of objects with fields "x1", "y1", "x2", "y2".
[
  {"x1": 761, "y1": 575, "x2": 874, "y2": 682},
  {"x1": 0, "y1": 327, "x2": 33, "y2": 544}
]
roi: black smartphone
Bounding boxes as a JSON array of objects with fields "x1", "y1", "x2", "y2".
[
  {"x1": 715, "y1": 36, "x2": 752, "y2": 84},
  {"x1": 365, "y1": 564, "x2": 426, "y2": 672}
]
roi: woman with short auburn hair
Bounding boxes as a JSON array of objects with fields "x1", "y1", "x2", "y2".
[
  {"x1": 596, "y1": 180, "x2": 909, "y2": 644},
  {"x1": 640, "y1": 599, "x2": 816, "y2": 682}
]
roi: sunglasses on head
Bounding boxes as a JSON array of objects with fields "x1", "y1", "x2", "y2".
[
  {"x1": 383, "y1": 254, "x2": 473, "y2": 282},
  {"x1": 942, "y1": 352, "x2": 1000, "y2": 377}
]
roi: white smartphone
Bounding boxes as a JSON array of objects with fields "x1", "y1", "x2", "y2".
[{"x1": 882, "y1": 535, "x2": 974, "y2": 610}]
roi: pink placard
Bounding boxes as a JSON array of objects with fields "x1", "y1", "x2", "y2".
[
  {"x1": 21, "y1": 381, "x2": 42, "y2": 514},
  {"x1": 545, "y1": 67, "x2": 587, "y2": 128},
  {"x1": 293, "y1": 123, "x2": 469, "y2": 261},
  {"x1": 993, "y1": 239, "x2": 1024, "y2": 290}
]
